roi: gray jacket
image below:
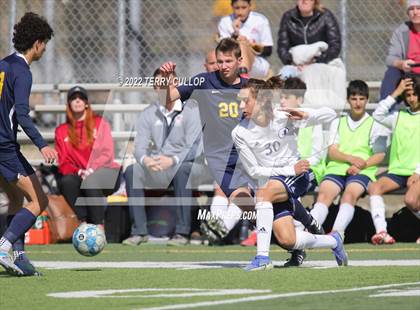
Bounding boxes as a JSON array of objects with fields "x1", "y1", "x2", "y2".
[
  {"x1": 386, "y1": 22, "x2": 411, "y2": 67},
  {"x1": 134, "y1": 100, "x2": 203, "y2": 167}
]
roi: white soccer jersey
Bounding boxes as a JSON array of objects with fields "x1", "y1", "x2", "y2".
[
  {"x1": 232, "y1": 108, "x2": 336, "y2": 183},
  {"x1": 218, "y1": 11, "x2": 273, "y2": 47}
]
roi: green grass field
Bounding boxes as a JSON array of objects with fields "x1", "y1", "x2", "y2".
[{"x1": 1, "y1": 243, "x2": 419, "y2": 310}]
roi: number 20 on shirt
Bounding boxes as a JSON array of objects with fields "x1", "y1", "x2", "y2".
[{"x1": 218, "y1": 102, "x2": 239, "y2": 118}]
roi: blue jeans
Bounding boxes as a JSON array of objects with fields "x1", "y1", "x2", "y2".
[{"x1": 124, "y1": 162, "x2": 193, "y2": 236}]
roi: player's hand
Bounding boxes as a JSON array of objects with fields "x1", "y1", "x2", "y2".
[
  {"x1": 280, "y1": 108, "x2": 308, "y2": 120},
  {"x1": 391, "y1": 78, "x2": 413, "y2": 99},
  {"x1": 347, "y1": 165, "x2": 361, "y2": 176},
  {"x1": 232, "y1": 17, "x2": 241, "y2": 33},
  {"x1": 160, "y1": 62, "x2": 176, "y2": 76},
  {"x1": 407, "y1": 173, "x2": 420, "y2": 187},
  {"x1": 155, "y1": 155, "x2": 174, "y2": 171},
  {"x1": 294, "y1": 160, "x2": 310, "y2": 175},
  {"x1": 348, "y1": 155, "x2": 366, "y2": 169},
  {"x1": 401, "y1": 59, "x2": 415, "y2": 72},
  {"x1": 41, "y1": 146, "x2": 58, "y2": 164}
]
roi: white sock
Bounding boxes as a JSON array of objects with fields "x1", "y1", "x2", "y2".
[
  {"x1": 310, "y1": 202, "x2": 329, "y2": 225},
  {"x1": 223, "y1": 202, "x2": 243, "y2": 231},
  {"x1": 332, "y1": 203, "x2": 355, "y2": 238},
  {"x1": 294, "y1": 220, "x2": 305, "y2": 231},
  {"x1": 293, "y1": 230, "x2": 337, "y2": 250},
  {"x1": 370, "y1": 195, "x2": 387, "y2": 233},
  {"x1": 0, "y1": 237, "x2": 12, "y2": 253},
  {"x1": 210, "y1": 195, "x2": 229, "y2": 219},
  {"x1": 255, "y1": 201, "x2": 273, "y2": 257}
]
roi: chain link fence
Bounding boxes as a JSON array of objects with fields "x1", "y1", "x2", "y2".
[{"x1": 0, "y1": 0, "x2": 407, "y2": 84}]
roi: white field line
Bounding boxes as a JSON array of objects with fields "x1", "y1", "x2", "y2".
[
  {"x1": 34, "y1": 259, "x2": 420, "y2": 270},
  {"x1": 48, "y1": 288, "x2": 271, "y2": 299},
  {"x1": 137, "y1": 282, "x2": 420, "y2": 310}
]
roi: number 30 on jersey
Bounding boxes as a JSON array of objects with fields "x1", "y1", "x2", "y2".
[{"x1": 218, "y1": 102, "x2": 239, "y2": 118}]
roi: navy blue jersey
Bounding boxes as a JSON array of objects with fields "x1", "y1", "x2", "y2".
[
  {"x1": 177, "y1": 71, "x2": 247, "y2": 167},
  {"x1": 0, "y1": 53, "x2": 47, "y2": 160}
]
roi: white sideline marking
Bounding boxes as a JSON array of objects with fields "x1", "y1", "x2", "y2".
[
  {"x1": 137, "y1": 282, "x2": 420, "y2": 310},
  {"x1": 369, "y1": 288, "x2": 420, "y2": 297},
  {"x1": 48, "y1": 288, "x2": 270, "y2": 299},
  {"x1": 34, "y1": 259, "x2": 420, "y2": 270}
]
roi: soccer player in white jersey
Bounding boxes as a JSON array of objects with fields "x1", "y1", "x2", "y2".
[
  {"x1": 280, "y1": 77, "x2": 328, "y2": 267},
  {"x1": 232, "y1": 78, "x2": 348, "y2": 271},
  {"x1": 218, "y1": 0, "x2": 273, "y2": 79}
]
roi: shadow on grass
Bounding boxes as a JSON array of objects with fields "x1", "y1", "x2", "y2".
[{"x1": 72, "y1": 269, "x2": 103, "y2": 272}]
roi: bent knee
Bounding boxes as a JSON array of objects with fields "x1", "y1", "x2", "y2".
[
  {"x1": 274, "y1": 232, "x2": 295, "y2": 249},
  {"x1": 368, "y1": 182, "x2": 383, "y2": 195},
  {"x1": 404, "y1": 195, "x2": 419, "y2": 211}
]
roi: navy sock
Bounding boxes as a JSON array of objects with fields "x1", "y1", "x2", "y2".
[
  {"x1": 7, "y1": 215, "x2": 25, "y2": 252},
  {"x1": 3, "y1": 209, "x2": 36, "y2": 245},
  {"x1": 292, "y1": 198, "x2": 313, "y2": 228}
]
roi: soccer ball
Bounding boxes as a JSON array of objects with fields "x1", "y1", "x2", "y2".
[{"x1": 72, "y1": 223, "x2": 106, "y2": 257}]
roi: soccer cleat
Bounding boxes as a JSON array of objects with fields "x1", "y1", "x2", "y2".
[
  {"x1": 307, "y1": 217, "x2": 325, "y2": 235},
  {"x1": 205, "y1": 215, "x2": 229, "y2": 239},
  {"x1": 200, "y1": 222, "x2": 223, "y2": 245},
  {"x1": 244, "y1": 255, "x2": 273, "y2": 271},
  {"x1": 284, "y1": 249, "x2": 306, "y2": 267},
  {"x1": 330, "y1": 231, "x2": 348, "y2": 266},
  {"x1": 14, "y1": 254, "x2": 42, "y2": 277},
  {"x1": 371, "y1": 231, "x2": 396, "y2": 245},
  {"x1": 240, "y1": 231, "x2": 257, "y2": 247},
  {"x1": 0, "y1": 251, "x2": 23, "y2": 276}
]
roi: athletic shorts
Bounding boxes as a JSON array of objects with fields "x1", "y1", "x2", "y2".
[
  {"x1": 379, "y1": 173, "x2": 409, "y2": 188},
  {"x1": 323, "y1": 174, "x2": 372, "y2": 192},
  {"x1": 273, "y1": 200, "x2": 295, "y2": 221},
  {"x1": 269, "y1": 171, "x2": 313, "y2": 200},
  {"x1": 0, "y1": 152, "x2": 35, "y2": 182},
  {"x1": 305, "y1": 169, "x2": 319, "y2": 193}
]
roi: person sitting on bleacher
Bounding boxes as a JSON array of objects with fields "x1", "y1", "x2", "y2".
[
  {"x1": 379, "y1": 0, "x2": 420, "y2": 100},
  {"x1": 218, "y1": 0, "x2": 273, "y2": 79},
  {"x1": 123, "y1": 69, "x2": 203, "y2": 246},
  {"x1": 55, "y1": 86, "x2": 121, "y2": 229},
  {"x1": 310, "y1": 80, "x2": 389, "y2": 242},
  {"x1": 369, "y1": 76, "x2": 420, "y2": 244}
]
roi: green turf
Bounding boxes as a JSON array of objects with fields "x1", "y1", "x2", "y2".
[
  {"x1": 23, "y1": 242, "x2": 420, "y2": 261},
  {"x1": 0, "y1": 243, "x2": 419, "y2": 310}
]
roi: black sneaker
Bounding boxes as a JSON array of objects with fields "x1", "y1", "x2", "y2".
[
  {"x1": 206, "y1": 215, "x2": 229, "y2": 239},
  {"x1": 200, "y1": 222, "x2": 223, "y2": 245},
  {"x1": 284, "y1": 249, "x2": 306, "y2": 267},
  {"x1": 307, "y1": 217, "x2": 325, "y2": 235}
]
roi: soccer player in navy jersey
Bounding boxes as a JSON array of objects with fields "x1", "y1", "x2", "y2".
[
  {"x1": 160, "y1": 39, "x2": 256, "y2": 244},
  {"x1": 0, "y1": 12, "x2": 57, "y2": 276}
]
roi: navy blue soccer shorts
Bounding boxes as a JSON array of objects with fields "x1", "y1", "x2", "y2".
[
  {"x1": 0, "y1": 152, "x2": 35, "y2": 182},
  {"x1": 269, "y1": 171, "x2": 313, "y2": 200},
  {"x1": 322, "y1": 173, "x2": 372, "y2": 192},
  {"x1": 379, "y1": 173, "x2": 409, "y2": 188}
]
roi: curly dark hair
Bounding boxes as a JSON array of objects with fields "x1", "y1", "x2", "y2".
[{"x1": 13, "y1": 12, "x2": 54, "y2": 53}]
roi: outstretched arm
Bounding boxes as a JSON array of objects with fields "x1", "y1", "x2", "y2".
[{"x1": 159, "y1": 62, "x2": 181, "y2": 102}]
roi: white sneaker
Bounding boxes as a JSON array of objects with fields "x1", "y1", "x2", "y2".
[{"x1": 0, "y1": 251, "x2": 23, "y2": 276}]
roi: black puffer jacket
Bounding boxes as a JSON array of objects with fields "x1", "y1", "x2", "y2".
[{"x1": 277, "y1": 6, "x2": 341, "y2": 65}]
